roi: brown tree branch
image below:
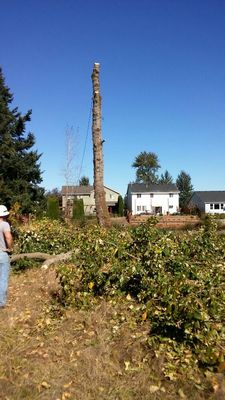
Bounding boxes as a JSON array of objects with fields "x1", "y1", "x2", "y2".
[{"x1": 10, "y1": 251, "x2": 73, "y2": 269}]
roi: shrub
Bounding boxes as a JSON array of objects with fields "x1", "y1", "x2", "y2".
[
  {"x1": 46, "y1": 197, "x2": 60, "y2": 220},
  {"x1": 14, "y1": 218, "x2": 78, "y2": 254},
  {"x1": 73, "y1": 199, "x2": 84, "y2": 220}
]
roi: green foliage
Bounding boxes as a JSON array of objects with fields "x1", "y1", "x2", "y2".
[
  {"x1": 72, "y1": 198, "x2": 84, "y2": 220},
  {"x1": 14, "y1": 218, "x2": 77, "y2": 254},
  {"x1": 56, "y1": 216, "x2": 225, "y2": 371},
  {"x1": 159, "y1": 170, "x2": 173, "y2": 184},
  {"x1": 176, "y1": 170, "x2": 193, "y2": 210},
  {"x1": 117, "y1": 195, "x2": 124, "y2": 216},
  {"x1": 132, "y1": 151, "x2": 160, "y2": 184},
  {"x1": 12, "y1": 258, "x2": 40, "y2": 273},
  {"x1": 79, "y1": 176, "x2": 90, "y2": 186},
  {"x1": 0, "y1": 67, "x2": 44, "y2": 213},
  {"x1": 46, "y1": 196, "x2": 60, "y2": 220},
  {"x1": 13, "y1": 215, "x2": 225, "y2": 375}
]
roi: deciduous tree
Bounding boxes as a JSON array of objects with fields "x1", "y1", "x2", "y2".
[{"x1": 132, "y1": 151, "x2": 160, "y2": 184}]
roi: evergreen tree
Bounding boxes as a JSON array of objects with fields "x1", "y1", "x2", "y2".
[
  {"x1": 117, "y1": 195, "x2": 124, "y2": 216},
  {"x1": 132, "y1": 151, "x2": 160, "y2": 184},
  {"x1": 159, "y1": 170, "x2": 173, "y2": 184},
  {"x1": 46, "y1": 197, "x2": 60, "y2": 220},
  {"x1": 176, "y1": 170, "x2": 193, "y2": 210},
  {"x1": 0, "y1": 67, "x2": 44, "y2": 213},
  {"x1": 73, "y1": 198, "x2": 84, "y2": 219},
  {"x1": 79, "y1": 176, "x2": 90, "y2": 186}
]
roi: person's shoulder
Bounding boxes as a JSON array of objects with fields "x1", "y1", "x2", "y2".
[{"x1": 0, "y1": 221, "x2": 11, "y2": 231}]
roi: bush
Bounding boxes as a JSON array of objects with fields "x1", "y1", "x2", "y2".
[
  {"x1": 73, "y1": 199, "x2": 84, "y2": 220},
  {"x1": 14, "y1": 218, "x2": 78, "y2": 254},
  {"x1": 46, "y1": 197, "x2": 60, "y2": 220}
]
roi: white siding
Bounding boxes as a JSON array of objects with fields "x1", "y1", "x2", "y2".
[
  {"x1": 205, "y1": 203, "x2": 225, "y2": 214},
  {"x1": 130, "y1": 192, "x2": 179, "y2": 215}
]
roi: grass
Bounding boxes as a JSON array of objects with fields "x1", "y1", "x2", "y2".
[{"x1": 0, "y1": 266, "x2": 224, "y2": 399}]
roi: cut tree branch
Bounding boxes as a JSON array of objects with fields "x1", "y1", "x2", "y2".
[{"x1": 10, "y1": 251, "x2": 74, "y2": 269}]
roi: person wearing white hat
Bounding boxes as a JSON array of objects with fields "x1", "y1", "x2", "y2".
[{"x1": 0, "y1": 205, "x2": 13, "y2": 308}]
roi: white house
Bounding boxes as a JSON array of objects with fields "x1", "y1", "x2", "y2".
[
  {"x1": 126, "y1": 183, "x2": 179, "y2": 215},
  {"x1": 61, "y1": 185, "x2": 120, "y2": 215},
  {"x1": 188, "y1": 191, "x2": 225, "y2": 214}
]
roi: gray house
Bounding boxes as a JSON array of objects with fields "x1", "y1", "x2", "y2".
[{"x1": 188, "y1": 191, "x2": 225, "y2": 214}]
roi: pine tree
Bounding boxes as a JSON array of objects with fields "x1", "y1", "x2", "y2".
[
  {"x1": 79, "y1": 176, "x2": 90, "y2": 186},
  {"x1": 176, "y1": 170, "x2": 193, "y2": 210},
  {"x1": 117, "y1": 195, "x2": 124, "y2": 216},
  {"x1": 159, "y1": 170, "x2": 173, "y2": 184},
  {"x1": 0, "y1": 67, "x2": 44, "y2": 213}
]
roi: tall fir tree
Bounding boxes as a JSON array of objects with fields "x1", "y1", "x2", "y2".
[
  {"x1": 0, "y1": 67, "x2": 44, "y2": 213},
  {"x1": 159, "y1": 170, "x2": 173, "y2": 184},
  {"x1": 176, "y1": 170, "x2": 193, "y2": 210}
]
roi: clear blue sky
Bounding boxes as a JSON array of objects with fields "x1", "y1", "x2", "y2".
[{"x1": 1, "y1": 0, "x2": 225, "y2": 196}]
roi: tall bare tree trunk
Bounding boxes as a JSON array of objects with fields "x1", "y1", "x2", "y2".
[{"x1": 91, "y1": 63, "x2": 111, "y2": 227}]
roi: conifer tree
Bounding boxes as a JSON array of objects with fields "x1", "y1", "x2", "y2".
[
  {"x1": 176, "y1": 170, "x2": 193, "y2": 210},
  {"x1": 0, "y1": 67, "x2": 44, "y2": 213},
  {"x1": 159, "y1": 170, "x2": 173, "y2": 184}
]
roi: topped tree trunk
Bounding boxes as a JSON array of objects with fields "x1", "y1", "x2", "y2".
[{"x1": 91, "y1": 63, "x2": 111, "y2": 227}]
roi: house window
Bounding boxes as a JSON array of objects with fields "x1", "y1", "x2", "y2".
[
  {"x1": 137, "y1": 194, "x2": 141, "y2": 198},
  {"x1": 214, "y1": 204, "x2": 220, "y2": 210},
  {"x1": 221, "y1": 204, "x2": 224, "y2": 209},
  {"x1": 150, "y1": 194, "x2": 154, "y2": 198},
  {"x1": 169, "y1": 205, "x2": 173, "y2": 209},
  {"x1": 142, "y1": 206, "x2": 146, "y2": 211},
  {"x1": 110, "y1": 194, "x2": 114, "y2": 199},
  {"x1": 137, "y1": 206, "x2": 141, "y2": 211},
  {"x1": 210, "y1": 204, "x2": 213, "y2": 209},
  {"x1": 169, "y1": 193, "x2": 173, "y2": 198}
]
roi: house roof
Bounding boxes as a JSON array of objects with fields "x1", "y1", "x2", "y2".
[
  {"x1": 61, "y1": 185, "x2": 120, "y2": 196},
  {"x1": 61, "y1": 185, "x2": 93, "y2": 195},
  {"x1": 127, "y1": 183, "x2": 179, "y2": 193},
  {"x1": 190, "y1": 191, "x2": 225, "y2": 203}
]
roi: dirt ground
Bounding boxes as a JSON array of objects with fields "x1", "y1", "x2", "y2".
[{"x1": 0, "y1": 267, "x2": 224, "y2": 400}]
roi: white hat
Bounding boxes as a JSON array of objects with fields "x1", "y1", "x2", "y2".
[{"x1": 0, "y1": 205, "x2": 9, "y2": 217}]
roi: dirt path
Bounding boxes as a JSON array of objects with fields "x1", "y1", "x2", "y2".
[{"x1": 0, "y1": 268, "x2": 220, "y2": 400}]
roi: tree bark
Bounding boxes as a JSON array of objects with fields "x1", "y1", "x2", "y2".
[{"x1": 91, "y1": 63, "x2": 111, "y2": 228}]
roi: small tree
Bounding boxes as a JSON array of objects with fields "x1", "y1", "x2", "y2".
[
  {"x1": 46, "y1": 197, "x2": 60, "y2": 220},
  {"x1": 132, "y1": 151, "x2": 160, "y2": 184},
  {"x1": 176, "y1": 170, "x2": 193, "y2": 210},
  {"x1": 73, "y1": 198, "x2": 84, "y2": 220},
  {"x1": 117, "y1": 195, "x2": 124, "y2": 216},
  {"x1": 79, "y1": 176, "x2": 90, "y2": 186}
]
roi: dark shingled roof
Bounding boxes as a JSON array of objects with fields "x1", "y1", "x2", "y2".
[
  {"x1": 191, "y1": 191, "x2": 225, "y2": 203},
  {"x1": 61, "y1": 185, "x2": 120, "y2": 195},
  {"x1": 128, "y1": 183, "x2": 178, "y2": 193},
  {"x1": 61, "y1": 185, "x2": 93, "y2": 195}
]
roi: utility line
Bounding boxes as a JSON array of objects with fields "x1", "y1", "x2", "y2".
[{"x1": 77, "y1": 102, "x2": 92, "y2": 183}]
